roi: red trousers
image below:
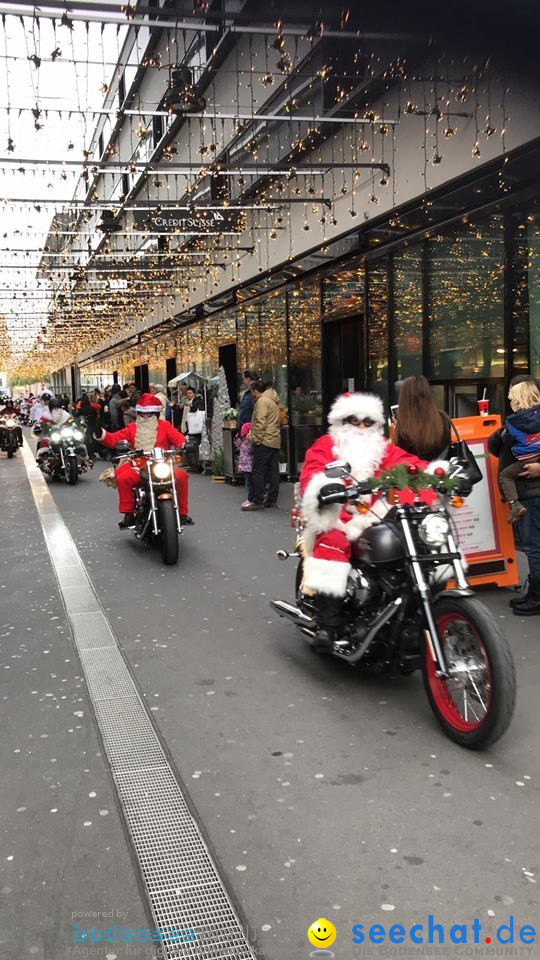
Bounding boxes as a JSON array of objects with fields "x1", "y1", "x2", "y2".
[{"x1": 115, "y1": 463, "x2": 188, "y2": 515}]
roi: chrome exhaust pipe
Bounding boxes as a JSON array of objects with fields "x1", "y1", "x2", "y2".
[
  {"x1": 270, "y1": 599, "x2": 315, "y2": 627},
  {"x1": 333, "y1": 597, "x2": 403, "y2": 663}
]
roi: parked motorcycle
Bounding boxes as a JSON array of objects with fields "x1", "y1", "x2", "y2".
[
  {"x1": 113, "y1": 442, "x2": 189, "y2": 565},
  {"x1": 0, "y1": 415, "x2": 23, "y2": 458},
  {"x1": 36, "y1": 423, "x2": 91, "y2": 484},
  {"x1": 271, "y1": 461, "x2": 516, "y2": 749}
]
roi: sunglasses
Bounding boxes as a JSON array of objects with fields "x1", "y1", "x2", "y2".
[{"x1": 344, "y1": 415, "x2": 377, "y2": 427}]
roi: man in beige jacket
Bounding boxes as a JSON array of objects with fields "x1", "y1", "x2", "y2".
[
  {"x1": 150, "y1": 383, "x2": 169, "y2": 420},
  {"x1": 242, "y1": 380, "x2": 281, "y2": 511}
]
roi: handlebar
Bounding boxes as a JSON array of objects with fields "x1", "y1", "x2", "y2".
[{"x1": 112, "y1": 447, "x2": 184, "y2": 462}]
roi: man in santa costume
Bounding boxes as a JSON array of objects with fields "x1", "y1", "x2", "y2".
[
  {"x1": 299, "y1": 391, "x2": 429, "y2": 650},
  {"x1": 94, "y1": 392, "x2": 193, "y2": 528}
]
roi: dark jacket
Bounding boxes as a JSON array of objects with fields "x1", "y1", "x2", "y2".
[
  {"x1": 238, "y1": 387, "x2": 255, "y2": 429},
  {"x1": 488, "y1": 427, "x2": 540, "y2": 501}
]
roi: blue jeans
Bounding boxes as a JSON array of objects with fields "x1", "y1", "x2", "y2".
[{"x1": 517, "y1": 497, "x2": 540, "y2": 577}]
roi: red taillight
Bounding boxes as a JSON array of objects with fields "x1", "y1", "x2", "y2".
[{"x1": 290, "y1": 506, "x2": 301, "y2": 528}]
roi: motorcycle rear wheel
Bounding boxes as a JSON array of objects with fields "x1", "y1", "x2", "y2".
[
  {"x1": 158, "y1": 499, "x2": 179, "y2": 565},
  {"x1": 422, "y1": 595, "x2": 515, "y2": 749},
  {"x1": 7, "y1": 445, "x2": 14, "y2": 458},
  {"x1": 65, "y1": 455, "x2": 78, "y2": 485}
]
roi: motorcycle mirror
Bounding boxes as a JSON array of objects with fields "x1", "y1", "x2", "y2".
[{"x1": 324, "y1": 460, "x2": 351, "y2": 479}]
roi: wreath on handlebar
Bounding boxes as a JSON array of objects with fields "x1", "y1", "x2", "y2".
[{"x1": 365, "y1": 464, "x2": 459, "y2": 497}]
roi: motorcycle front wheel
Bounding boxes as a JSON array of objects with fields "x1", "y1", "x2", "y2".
[
  {"x1": 422, "y1": 595, "x2": 516, "y2": 749},
  {"x1": 7, "y1": 443, "x2": 14, "y2": 458},
  {"x1": 158, "y1": 499, "x2": 179, "y2": 565},
  {"x1": 65, "y1": 455, "x2": 78, "y2": 485}
]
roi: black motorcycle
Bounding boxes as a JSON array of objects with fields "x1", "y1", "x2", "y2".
[
  {"x1": 271, "y1": 461, "x2": 516, "y2": 749},
  {"x1": 35, "y1": 423, "x2": 91, "y2": 484},
  {"x1": 0, "y1": 415, "x2": 23, "y2": 458},
  {"x1": 113, "y1": 442, "x2": 188, "y2": 565}
]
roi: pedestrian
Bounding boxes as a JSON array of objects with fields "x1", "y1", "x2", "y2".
[
  {"x1": 123, "y1": 382, "x2": 140, "y2": 425},
  {"x1": 238, "y1": 369, "x2": 257, "y2": 429},
  {"x1": 107, "y1": 383, "x2": 125, "y2": 432},
  {"x1": 393, "y1": 375, "x2": 450, "y2": 461},
  {"x1": 242, "y1": 380, "x2": 281, "y2": 511},
  {"x1": 498, "y1": 379, "x2": 540, "y2": 523},
  {"x1": 185, "y1": 386, "x2": 205, "y2": 472},
  {"x1": 235, "y1": 422, "x2": 254, "y2": 507},
  {"x1": 489, "y1": 374, "x2": 540, "y2": 616},
  {"x1": 165, "y1": 389, "x2": 183, "y2": 429},
  {"x1": 149, "y1": 383, "x2": 168, "y2": 419}
]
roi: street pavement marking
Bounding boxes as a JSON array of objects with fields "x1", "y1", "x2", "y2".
[{"x1": 20, "y1": 440, "x2": 257, "y2": 960}]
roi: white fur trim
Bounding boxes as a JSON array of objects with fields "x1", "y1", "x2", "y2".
[
  {"x1": 303, "y1": 557, "x2": 351, "y2": 597},
  {"x1": 135, "y1": 402, "x2": 162, "y2": 413},
  {"x1": 328, "y1": 392, "x2": 384, "y2": 426},
  {"x1": 301, "y1": 472, "x2": 342, "y2": 533},
  {"x1": 427, "y1": 460, "x2": 450, "y2": 474},
  {"x1": 337, "y1": 511, "x2": 373, "y2": 541}
]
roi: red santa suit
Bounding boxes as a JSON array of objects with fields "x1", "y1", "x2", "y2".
[
  {"x1": 299, "y1": 392, "x2": 428, "y2": 598},
  {"x1": 98, "y1": 398, "x2": 189, "y2": 516}
]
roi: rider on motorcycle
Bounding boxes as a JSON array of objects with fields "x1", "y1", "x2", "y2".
[
  {"x1": 299, "y1": 392, "x2": 438, "y2": 650},
  {"x1": 34, "y1": 397, "x2": 75, "y2": 462},
  {"x1": 94, "y1": 392, "x2": 193, "y2": 528}
]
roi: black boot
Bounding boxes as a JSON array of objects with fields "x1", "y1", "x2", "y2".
[
  {"x1": 118, "y1": 512, "x2": 135, "y2": 529},
  {"x1": 313, "y1": 595, "x2": 344, "y2": 652},
  {"x1": 509, "y1": 577, "x2": 530, "y2": 608},
  {"x1": 513, "y1": 576, "x2": 540, "y2": 616}
]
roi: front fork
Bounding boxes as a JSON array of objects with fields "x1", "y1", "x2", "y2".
[{"x1": 398, "y1": 511, "x2": 449, "y2": 678}]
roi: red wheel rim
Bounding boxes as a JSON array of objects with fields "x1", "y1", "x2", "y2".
[{"x1": 426, "y1": 612, "x2": 492, "y2": 732}]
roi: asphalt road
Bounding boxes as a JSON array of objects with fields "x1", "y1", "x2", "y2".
[{"x1": 2, "y1": 446, "x2": 539, "y2": 960}]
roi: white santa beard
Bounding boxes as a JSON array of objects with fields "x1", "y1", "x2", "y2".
[
  {"x1": 329, "y1": 423, "x2": 387, "y2": 481},
  {"x1": 135, "y1": 416, "x2": 159, "y2": 449}
]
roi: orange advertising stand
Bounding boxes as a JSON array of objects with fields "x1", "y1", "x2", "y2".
[{"x1": 447, "y1": 415, "x2": 519, "y2": 588}]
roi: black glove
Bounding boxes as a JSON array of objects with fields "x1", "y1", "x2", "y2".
[{"x1": 318, "y1": 482, "x2": 347, "y2": 506}]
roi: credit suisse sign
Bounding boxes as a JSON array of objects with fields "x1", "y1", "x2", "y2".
[{"x1": 133, "y1": 207, "x2": 244, "y2": 234}]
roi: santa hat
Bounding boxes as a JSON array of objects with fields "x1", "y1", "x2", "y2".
[
  {"x1": 328, "y1": 392, "x2": 385, "y2": 426},
  {"x1": 135, "y1": 392, "x2": 163, "y2": 414}
]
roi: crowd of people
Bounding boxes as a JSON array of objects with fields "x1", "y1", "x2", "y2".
[{"x1": 4, "y1": 368, "x2": 540, "y2": 615}]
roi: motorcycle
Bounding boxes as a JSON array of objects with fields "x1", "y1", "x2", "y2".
[
  {"x1": 0, "y1": 415, "x2": 23, "y2": 458},
  {"x1": 271, "y1": 461, "x2": 516, "y2": 749},
  {"x1": 35, "y1": 422, "x2": 91, "y2": 484},
  {"x1": 113, "y1": 441, "x2": 189, "y2": 565}
]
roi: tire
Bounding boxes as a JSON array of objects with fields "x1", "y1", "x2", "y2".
[
  {"x1": 422, "y1": 595, "x2": 516, "y2": 749},
  {"x1": 7, "y1": 444, "x2": 14, "y2": 458},
  {"x1": 65, "y1": 455, "x2": 78, "y2": 485},
  {"x1": 158, "y1": 499, "x2": 179, "y2": 565}
]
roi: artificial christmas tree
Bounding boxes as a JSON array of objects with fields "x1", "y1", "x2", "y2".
[{"x1": 211, "y1": 365, "x2": 231, "y2": 455}]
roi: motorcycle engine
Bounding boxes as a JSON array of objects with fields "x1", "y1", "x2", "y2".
[{"x1": 346, "y1": 567, "x2": 378, "y2": 608}]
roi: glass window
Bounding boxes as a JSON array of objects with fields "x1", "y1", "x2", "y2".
[
  {"x1": 530, "y1": 218, "x2": 540, "y2": 380},
  {"x1": 393, "y1": 246, "x2": 423, "y2": 381},
  {"x1": 323, "y1": 260, "x2": 364, "y2": 318},
  {"x1": 366, "y1": 259, "x2": 389, "y2": 401},
  {"x1": 288, "y1": 282, "x2": 322, "y2": 427},
  {"x1": 427, "y1": 215, "x2": 505, "y2": 380},
  {"x1": 260, "y1": 291, "x2": 287, "y2": 404}
]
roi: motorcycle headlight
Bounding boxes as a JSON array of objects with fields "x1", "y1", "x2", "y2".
[
  {"x1": 418, "y1": 514, "x2": 450, "y2": 547},
  {"x1": 5, "y1": 419, "x2": 16, "y2": 427},
  {"x1": 71, "y1": 429, "x2": 83, "y2": 441},
  {"x1": 51, "y1": 431, "x2": 61, "y2": 442},
  {"x1": 152, "y1": 461, "x2": 171, "y2": 480},
  {"x1": 61, "y1": 428, "x2": 72, "y2": 438}
]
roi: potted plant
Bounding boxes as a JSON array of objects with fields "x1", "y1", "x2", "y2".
[
  {"x1": 223, "y1": 407, "x2": 238, "y2": 429},
  {"x1": 211, "y1": 448, "x2": 225, "y2": 482}
]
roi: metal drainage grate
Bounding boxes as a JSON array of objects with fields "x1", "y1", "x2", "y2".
[{"x1": 21, "y1": 443, "x2": 257, "y2": 960}]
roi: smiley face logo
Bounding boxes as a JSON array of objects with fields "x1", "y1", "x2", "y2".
[{"x1": 307, "y1": 918, "x2": 337, "y2": 949}]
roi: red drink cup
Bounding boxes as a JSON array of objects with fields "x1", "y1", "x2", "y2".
[{"x1": 477, "y1": 399, "x2": 489, "y2": 415}]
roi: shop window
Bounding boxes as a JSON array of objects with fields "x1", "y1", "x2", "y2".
[
  {"x1": 288, "y1": 282, "x2": 322, "y2": 427},
  {"x1": 426, "y1": 215, "x2": 505, "y2": 381},
  {"x1": 366, "y1": 259, "x2": 389, "y2": 401},
  {"x1": 323, "y1": 260, "x2": 364, "y2": 318},
  {"x1": 513, "y1": 206, "x2": 540, "y2": 379},
  {"x1": 260, "y1": 291, "x2": 287, "y2": 405},
  {"x1": 393, "y1": 246, "x2": 423, "y2": 381}
]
